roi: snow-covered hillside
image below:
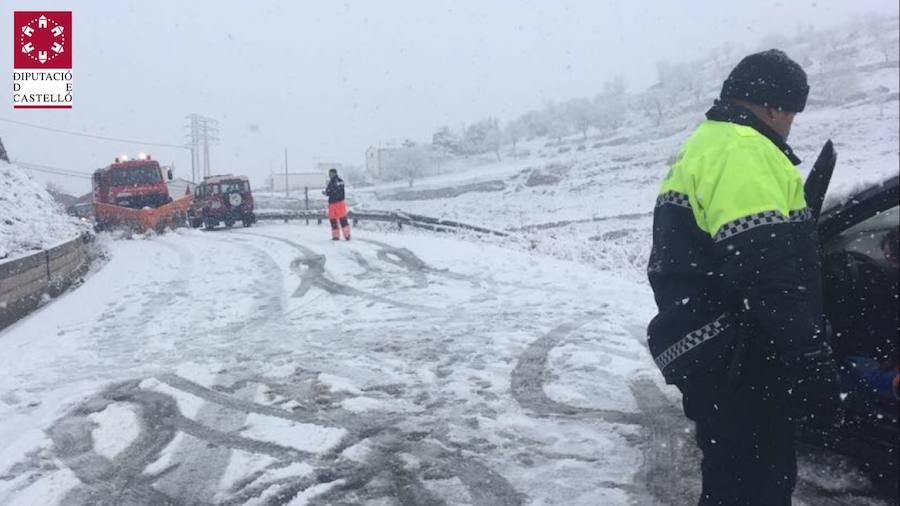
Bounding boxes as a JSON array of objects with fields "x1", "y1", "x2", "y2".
[
  {"x1": 349, "y1": 16, "x2": 899, "y2": 279},
  {"x1": 0, "y1": 161, "x2": 87, "y2": 261}
]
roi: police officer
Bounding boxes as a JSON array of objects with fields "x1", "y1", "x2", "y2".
[{"x1": 647, "y1": 49, "x2": 842, "y2": 505}]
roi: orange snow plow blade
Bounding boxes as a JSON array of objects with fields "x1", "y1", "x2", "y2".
[{"x1": 95, "y1": 195, "x2": 192, "y2": 233}]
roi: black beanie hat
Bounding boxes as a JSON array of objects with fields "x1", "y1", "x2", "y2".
[{"x1": 720, "y1": 49, "x2": 809, "y2": 112}]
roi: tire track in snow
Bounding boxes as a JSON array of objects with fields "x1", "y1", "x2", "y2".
[
  {"x1": 232, "y1": 231, "x2": 436, "y2": 312},
  {"x1": 509, "y1": 317, "x2": 701, "y2": 503},
  {"x1": 629, "y1": 377, "x2": 701, "y2": 505},
  {"x1": 157, "y1": 373, "x2": 391, "y2": 434},
  {"x1": 38, "y1": 372, "x2": 526, "y2": 505},
  {"x1": 154, "y1": 375, "x2": 256, "y2": 503},
  {"x1": 76, "y1": 234, "x2": 286, "y2": 385},
  {"x1": 49, "y1": 382, "x2": 183, "y2": 506},
  {"x1": 510, "y1": 316, "x2": 642, "y2": 425},
  {"x1": 359, "y1": 238, "x2": 475, "y2": 287},
  {"x1": 91, "y1": 238, "x2": 195, "y2": 354},
  {"x1": 308, "y1": 431, "x2": 524, "y2": 506},
  {"x1": 359, "y1": 239, "x2": 588, "y2": 297},
  {"x1": 189, "y1": 232, "x2": 286, "y2": 332},
  {"x1": 45, "y1": 380, "x2": 316, "y2": 505}
]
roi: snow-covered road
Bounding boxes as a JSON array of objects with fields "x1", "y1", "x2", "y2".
[{"x1": 0, "y1": 224, "x2": 889, "y2": 505}]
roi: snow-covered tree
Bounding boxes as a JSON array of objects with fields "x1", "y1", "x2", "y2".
[
  {"x1": 432, "y1": 126, "x2": 462, "y2": 155},
  {"x1": 503, "y1": 119, "x2": 527, "y2": 150},
  {"x1": 462, "y1": 117, "x2": 501, "y2": 158},
  {"x1": 516, "y1": 110, "x2": 549, "y2": 138},
  {"x1": 639, "y1": 84, "x2": 667, "y2": 127},
  {"x1": 565, "y1": 98, "x2": 596, "y2": 140},
  {"x1": 538, "y1": 101, "x2": 569, "y2": 142},
  {"x1": 482, "y1": 120, "x2": 502, "y2": 161},
  {"x1": 594, "y1": 76, "x2": 627, "y2": 131}
]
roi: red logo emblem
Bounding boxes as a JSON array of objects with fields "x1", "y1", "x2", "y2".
[{"x1": 14, "y1": 12, "x2": 71, "y2": 69}]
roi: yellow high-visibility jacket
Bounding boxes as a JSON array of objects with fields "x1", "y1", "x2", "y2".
[{"x1": 647, "y1": 101, "x2": 824, "y2": 383}]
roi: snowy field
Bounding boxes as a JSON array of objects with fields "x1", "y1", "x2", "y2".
[{"x1": 0, "y1": 223, "x2": 890, "y2": 505}]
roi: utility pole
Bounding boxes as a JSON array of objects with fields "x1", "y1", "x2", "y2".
[
  {"x1": 184, "y1": 114, "x2": 200, "y2": 182},
  {"x1": 284, "y1": 147, "x2": 289, "y2": 197},
  {"x1": 202, "y1": 122, "x2": 211, "y2": 178},
  {"x1": 377, "y1": 142, "x2": 382, "y2": 179},
  {"x1": 201, "y1": 118, "x2": 219, "y2": 178},
  {"x1": 184, "y1": 114, "x2": 219, "y2": 181}
]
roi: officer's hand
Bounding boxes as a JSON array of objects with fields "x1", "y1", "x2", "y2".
[{"x1": 786, "y1": 344, "x2": 845, "y2": 431}]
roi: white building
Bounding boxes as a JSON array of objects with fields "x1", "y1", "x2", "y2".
[
  {"x1": 268, "y1": 172, "x2": 326, "y2": 193},
  {"x1": 316, "y1": 162, "x2": 343, "y2": 175}
]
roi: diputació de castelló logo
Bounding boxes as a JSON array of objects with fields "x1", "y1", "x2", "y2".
[{"x1": 13, "y1": 11, "x2": 73, "y2": 109}]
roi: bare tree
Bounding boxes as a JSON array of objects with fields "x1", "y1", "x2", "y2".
[
  {"x1": 540, "y1": 101, "x2": 569, "y2": 142},
  {"x1": 594, "y1": 76, "x2": 627, "y2": 131},
  {"x1": 391, "y1": 145, "x2": 429, "y2": 187},
  {"x1": 504, "y1": 120, "x2": 526, "y2": 150},
  {"x1": 869, "y1": 15, "x2": 897, "y2": 63},
  {"x1": 640, "y1": 85, "x2": 666, "y2": 127},
  {"x1": 483, "y1": 119, "x2": 502, "y2": 161},
  {"x1": 565, "y1": 98, "x2": 595, "y2": 140}
]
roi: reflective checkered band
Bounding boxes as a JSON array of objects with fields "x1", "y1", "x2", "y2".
[
  {"x1": 656, "y1": 191, "x2": 691, "y2": 209},
  {"x1": 788, "y1": 207, "x2": 813, "y2": 222},
  {"x1": 653, "y1": 313, "x2": 731, "y2": 371},
  {"x1": 714, "y1": 207, "x2": 812, "y2": 242}
]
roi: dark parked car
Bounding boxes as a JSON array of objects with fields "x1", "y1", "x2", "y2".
[{"x1": 802, "y1": 174, "x2": 899, "y2": 492}]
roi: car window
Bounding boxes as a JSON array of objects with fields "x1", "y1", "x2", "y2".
[
  {"x1": 826, "y1": 205, "x2": 899, "y2": 267},
  {"x1": 823, "y1": 204, "x2": 899, "y2": 363},
  {"x1": 110, "y1": 166, "x2": 162, "y2": 186}
]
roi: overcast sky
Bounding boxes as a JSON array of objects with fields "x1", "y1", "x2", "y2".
[{"x1": 1, "y1": 0, "x2": 896, "y2": 194}]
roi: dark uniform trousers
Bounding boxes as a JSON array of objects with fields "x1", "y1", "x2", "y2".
[{"x1": 676, "y1": 342, "x2": 797, "y2": 506}]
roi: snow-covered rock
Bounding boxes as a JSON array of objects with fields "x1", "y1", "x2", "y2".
[{"x1": 0, "y1": 161, "x2": 87, "y2": 261}]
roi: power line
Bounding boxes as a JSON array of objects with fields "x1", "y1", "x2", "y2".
[
  {"x1": 0, "y1": 117, "x2": 188, "y2": 150},
  {"x1": 14, "y1": 160, "x2": 92, "y2": 179}
]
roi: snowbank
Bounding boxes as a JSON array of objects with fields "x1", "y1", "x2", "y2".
[{"x1": 0, "y1": 161, "x2": 87, "y2": 261}]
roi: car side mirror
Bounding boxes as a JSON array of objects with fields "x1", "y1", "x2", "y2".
[{"x1": 167, "y1": 168, "x2": 173, "y2": 181}]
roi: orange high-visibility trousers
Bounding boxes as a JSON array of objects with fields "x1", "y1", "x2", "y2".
[{"x1": 328, "y1": 201, "x2": 350, "y2": 240}]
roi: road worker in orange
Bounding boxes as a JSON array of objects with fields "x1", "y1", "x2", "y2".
[{"x1": 323, "y1": 168, "x2": 351, "y2": 240}]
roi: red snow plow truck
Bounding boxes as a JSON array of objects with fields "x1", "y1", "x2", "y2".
[{"x1": 92, "y1": 155, "x2": 192, "y2": 232}]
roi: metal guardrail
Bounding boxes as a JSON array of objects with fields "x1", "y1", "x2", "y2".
[
  {"x1": 0, "y1": 233, "x2": 93, "y2": 331},
  {"x1": 255, "y1": 209, "x2": 509, "y2": 237}
]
